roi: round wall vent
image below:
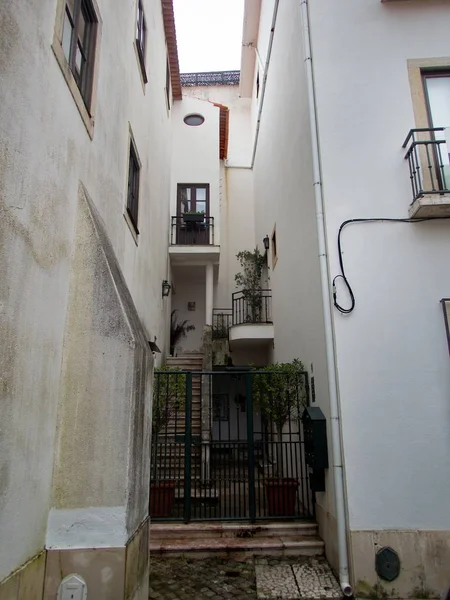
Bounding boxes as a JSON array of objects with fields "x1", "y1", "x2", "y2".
[
  {"x1": 183, "y1": 113, "x2": 205, "y2": 126},
  {"x1": 375, "y1": 547, "x2": 401, "y2": 581}
]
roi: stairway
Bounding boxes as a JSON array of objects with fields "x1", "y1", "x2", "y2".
[
  {"x1": 149, "y1": 521, "x2": 324, "y2": 560},
  {"x1": 152, "y1": 353, "x2": 204, "y2": 486}
]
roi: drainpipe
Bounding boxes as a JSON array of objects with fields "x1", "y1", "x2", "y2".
[
  {"x1": 226, "y1": 0, "x2": 279, "y2": 170},
  {"x1": 250, "y1": 0, "x2": 279, "y2": 169},
  {"x1": 299, "y1": 0, "x2": 353, "y2": 596}
]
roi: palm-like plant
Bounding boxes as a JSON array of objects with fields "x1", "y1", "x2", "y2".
[{"x1": 170, "y1": 310, "x2": 195, "y2": 356}]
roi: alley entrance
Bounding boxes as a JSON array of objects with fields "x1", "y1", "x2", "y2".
[{"x1": 150, "y1": 370, "x2": 314, "y2": 522}]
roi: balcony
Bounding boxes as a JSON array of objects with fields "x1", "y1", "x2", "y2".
[
  {"x1": 403, "y1": 128, "x2": 450, "y2": 218},
  {"x1": 169, "y1": 215, "x2": 220, "y2": 265},
  {"x1": 212, "y1": 290, "x2": 274, "y2": 350}
]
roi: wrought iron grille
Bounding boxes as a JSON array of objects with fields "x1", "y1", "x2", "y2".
[
  {"x1": 232, "y1": 290, "x2": 272, "y2": 325},
  {"x1": 150, "y1": 370, "x2": 314, "y2": 523},
  {"x1": 403, "y1": 128, "x2": 450, "y2": 202},
  {"x1": 181, "y1": 71, "x2": 240, "y2": 87},
  {"x1": 170, "y1": 216, "x2": 214, "y2": 245},
  {"x1": 212, "y1": 309, "x2": 232, "y2": 339}
]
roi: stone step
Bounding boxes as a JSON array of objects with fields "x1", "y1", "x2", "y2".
[
  {"x1": 150, "y1": 521, "x2": 318, "y2": 540},
  {"x1": 149, "y1": 534, "x2": 324, "y2": 560}
]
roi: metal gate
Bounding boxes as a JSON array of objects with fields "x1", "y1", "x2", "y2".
[{"x1": 150, "y1": 370, "x2": 314, "y2": 522}]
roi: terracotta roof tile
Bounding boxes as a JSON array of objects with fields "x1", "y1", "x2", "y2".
[{"x1": 161, "y1": 0, "x2": 182, "y2": 100}]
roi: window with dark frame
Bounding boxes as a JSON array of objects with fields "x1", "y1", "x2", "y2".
[
  {"x1": 136, "y1": 0, "x2": 147, "y2": 82},
  {"x1": 165, "y1": 58, "x2": 171, "y2": 110},
  {"x1": 127, "y1": 140, "x2": 140, "y2": 234},
  {"x1": 61, "y1": 0, "x2": 98, "y2": 109},
  {"x1": 271, "y1": 226, "x2": 278, "y2": 268}
]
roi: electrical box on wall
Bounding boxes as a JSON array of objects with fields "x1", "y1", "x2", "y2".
[
  {"x1": 302, "y1": 406, "x2": 329, "y2": 491},
  {"x1": 57, "y1": 574, "x2": 87, "y2": 600}
]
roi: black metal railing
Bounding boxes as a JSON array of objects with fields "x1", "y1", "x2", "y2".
[
  {"x1": 403, "y1": 128, "x2": 450, "y2": 202},
  {"x1": 212, "y1": 309, "x2": 233, "y2": 339},
  {"x1": 150, "y1": 370, "x2": 314, "y2": 522},
  {"x1": 170, "y1": 216, "x2": 214, "y2": 245},
  {"x1": 232, "y1": 289, "x2": 272, "y2": 326}
]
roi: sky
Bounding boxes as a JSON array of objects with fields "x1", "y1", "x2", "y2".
[{"x1": 173, "y1": 0, "x2": 245, "y2": 73}]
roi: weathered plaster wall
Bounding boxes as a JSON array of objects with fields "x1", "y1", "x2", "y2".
[
  {"x1": 171, "y1": 268, "x2": 206, "y2": 354},
  {"x1": 0, "y1": 0, "x2": 171, "y2": 582}
]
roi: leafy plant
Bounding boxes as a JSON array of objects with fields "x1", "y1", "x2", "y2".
[
  {"x1": 234, "y1": 248, "x2": 265, "y2": 322},
  {"x1": 183, "y1": 210, "x2": 205, "y2": 215},
  {"x1": 170, "y1": 310, "x2": 195, "y2": 355},
  {"x1": 252, "y1": 359, "x2": 307, "y2": 434}
]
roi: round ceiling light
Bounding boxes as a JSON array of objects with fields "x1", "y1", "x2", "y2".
[{"x1": 183, "y1": 113, "x2": 205, "y2": 126}]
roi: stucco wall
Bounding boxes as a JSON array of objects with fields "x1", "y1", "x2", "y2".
[
  {"x1": 251, "y1": 0, "x2": 335, "y2": 524},
  {"x1": 0, "y1": 0, "x2": 171, "y2": 582},
  {"x1": 171, "y1": 268, "x2": 206, "y2": 354},
  {"x1": 309, "y1": 0, "x2": 450, "y2": 532}
]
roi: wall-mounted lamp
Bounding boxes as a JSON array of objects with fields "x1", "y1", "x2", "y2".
[
  {"x1": 263, "y1": 235, "x2": 270, "y2": 251},
  {"x1": 162, "y1": 280, "x2": 172, "y2": 297},
  {"x1": 148, "y1": 337, "x2": 161, "y2": 353}
]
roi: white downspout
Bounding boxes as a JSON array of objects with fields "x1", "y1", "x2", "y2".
[
  {"x1": 225, "y1": 0, "x2": 279, "y2": 170},
  {"x1": 299, "y1": 0, "x2": 353, "y2": 596}
]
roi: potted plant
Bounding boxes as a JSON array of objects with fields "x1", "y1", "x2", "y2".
[
  {"x1": 253, "y1": 359, "x2": 307, "y2": 516},
  {"x1": 170, "y1": 310, "x2": 195, "y2": 356},
  {"x1": 182, "y1": 210, "x2": 205, "y2": 224},
  {"x1": 235, "y1": 248, "x2": 265, "y2": 322},
  {"x1": 150, "y1": 367, "x2": 186, "y2": 518}
]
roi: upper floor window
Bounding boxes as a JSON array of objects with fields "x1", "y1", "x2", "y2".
[
  {"x1": 136, "y1": 0, "x2": 147, "y2": 82},
  {"x1": 61, "y1": 0, "x2": 98, "y2": 109},
  {"x1": 127, "y1": 138, "x2": 141, "y2": 234}
]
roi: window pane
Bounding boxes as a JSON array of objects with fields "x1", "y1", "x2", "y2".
[
  {"x1": 196, "y1": 202, "x2": 206, "y2": 213},
  {"x1": 425, "y1": 76, "x2": 450, "y2": 133},
  {"x1": 78, "y1": 9, "x2": 86, "y2": 43},
  {"x1": 196, "y1": 187, "x2": 206, "y2": 201},
  {"x1": 75, "y1": 43, "x2": 83, "y2": 72},
  {"x1": 62, "y1": 10, "x2": 73, "y2": 60}
]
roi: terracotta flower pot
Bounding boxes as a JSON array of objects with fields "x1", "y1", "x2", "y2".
[
  {"x1": 265, "y1": 478, "x2": 299, "y2": 516},
  {"x1": 150, "y1": 480, "x2": 176, "y2": 518}
]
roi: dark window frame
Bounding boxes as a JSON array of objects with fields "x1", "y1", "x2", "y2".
[
  {"x1": 136, "y1": 0, "x2": 148, "y2": 83},
  {"x1": 177, "y1": 184, "x2": 210, "y2": 216},
  {"x1": 422, "y1": 69, "x2": 450, "y2": 191},
  {"x1": 127, "y1": 139, "x2": 141, "y2": 234},
  {"x1": 62, "y1": 0, "x2": 98, "y2": 110},
  {"x1": 271, "y1": 226, "x2": 278, "y2": 269}
]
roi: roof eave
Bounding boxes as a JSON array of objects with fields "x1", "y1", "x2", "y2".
[{"x1": 162, "y1": 0, "x2": 182, "y2": 100}]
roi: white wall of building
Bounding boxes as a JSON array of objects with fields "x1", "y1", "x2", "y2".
[
  {"x1": 170, "y1": 96, "x2": 221, "y2": 243},
  {"x1": 0, "y1": 0, "x2": 171, "y2": 582},
  {"x1": 250, "y1": 0, "x2": 336, "y2": 535},
  {"x1": 171, "y1": 267, "x2": 206, "y2": 353},
  {"x1": 309, "y1": 0, "x2": 450, "y2": 532}
]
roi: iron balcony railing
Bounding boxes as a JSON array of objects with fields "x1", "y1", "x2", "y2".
[
  {"x1": 170, "y1": 215, "x2": 214, "y2": 245},
  {"x1": 212, "y1": 308, "x2": 233, "y2": 339},
  {"x1": 403, "y1": 128, "x2": 450, "y2": 202},
  {"x1": 232, "y1": 289, "x2": 272, "y2": 326}
]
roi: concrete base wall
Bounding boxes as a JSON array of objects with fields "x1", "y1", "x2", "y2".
[
  {"x1": 0, "y1": 519, "x2": 149, "y2": 600},
  {"x1": 350, "y1": 529, "x2": 450, "y2": 599}
]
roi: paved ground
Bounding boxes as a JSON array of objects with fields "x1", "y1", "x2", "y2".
[{"x1": 149, "y1": 557, "x2": 341, "y2": 600}]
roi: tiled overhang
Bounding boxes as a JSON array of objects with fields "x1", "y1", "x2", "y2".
[{"x1": 162, "y1": 0, "x2": 182, "y2": 100}]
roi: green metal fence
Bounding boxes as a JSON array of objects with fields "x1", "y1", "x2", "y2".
[{"x1": 150, "y1": 370, "x2": 314, "y2": 523}]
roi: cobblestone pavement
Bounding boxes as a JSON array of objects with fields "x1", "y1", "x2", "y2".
[
  {"x1": 149, "y1": 557, "x2": 257, "y2": 599},
  {"x1": 149, "y1": 557, "x2": 341, "y2": 600}
]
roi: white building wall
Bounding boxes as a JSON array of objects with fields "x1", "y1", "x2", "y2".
[
  {"x1": 0, "y1": 0, "x2": 171, "y2": 583},
  {"x1": 310, "y1": 0, "x2": 450, "y2": 533},
  {"x1": 250, "y1": 0, "x2": 337, "y2": 560},
  {"x1": 170, "y1": 97, "x2": 221, "y2": 242}
]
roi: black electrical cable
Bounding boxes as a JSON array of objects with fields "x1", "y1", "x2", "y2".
[{"x1": 332, "y1": 216, "x2": 450, "y2": 315}]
